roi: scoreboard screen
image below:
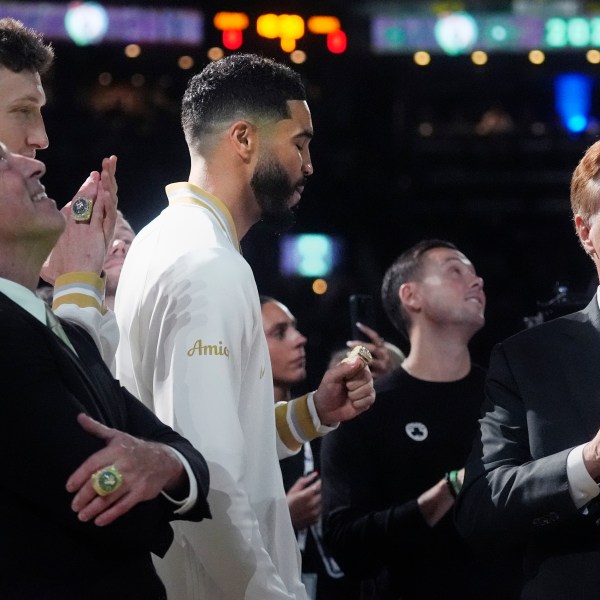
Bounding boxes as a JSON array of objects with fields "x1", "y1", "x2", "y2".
[
  {"x1": 0, "y1": 1, "x2": 203, "y2": 45},
  {"x1": 371, "y1": 13, "x2": 600, "y2": 55}
]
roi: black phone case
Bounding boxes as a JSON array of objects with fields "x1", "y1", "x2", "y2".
[{"x1": 349, "y1": 294, "x2": 376, "y2": 342}]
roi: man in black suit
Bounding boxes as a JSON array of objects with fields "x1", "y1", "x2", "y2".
[
  {"x1": 455, "y1": 139, "x2": 600, "y2": 599},
  {"x1": 0, "y1": 142, "x2": 210, "y2": 598}
]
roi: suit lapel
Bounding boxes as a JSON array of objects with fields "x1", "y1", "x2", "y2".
[
  {"x1": 0, "y1": 293, "x2": 112, "y2": 424},
  {"x1": 559, "y1": 296, "x2": 600, "y2": 440},
  {"x1": 46, "y1": 323, "x2": 113, "y2": 425}
]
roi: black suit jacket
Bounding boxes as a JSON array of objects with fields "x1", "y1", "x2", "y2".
[
  {"x1": 0, "y1": 292, "x2": 210, "y2": 599},
  {"x1": 456, "y1": 296, "x2": 600, "y2": 599}
]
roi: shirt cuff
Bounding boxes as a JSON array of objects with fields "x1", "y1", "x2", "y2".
[
  {"x1": 53, "y1": 272, "x2": 106, "y2": 314},
  {"x1": 160, "y1": 447, "x2": 198, "y2": 515},
  {"x1": 567, "y1": 443, "x2": 600, "y2": 509},
  {"x1": 276, "y1": 392, "x2": 340, "y2": 452}
]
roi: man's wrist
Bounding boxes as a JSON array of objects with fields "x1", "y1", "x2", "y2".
[
  {"x1": 308, "y1": 391, "x2": 339, "y2": 433},
  {"x1": 444, "y1": 470, "x2": 462, "y2": 498}
]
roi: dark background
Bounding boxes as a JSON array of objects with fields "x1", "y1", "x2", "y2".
[{"x1": 21, "y1": 0, "x2": 600, "y2": 389}]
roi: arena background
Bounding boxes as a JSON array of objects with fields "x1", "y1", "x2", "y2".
[{"x1": 8, "y1": 0, "x2": 599, "y2": 389}]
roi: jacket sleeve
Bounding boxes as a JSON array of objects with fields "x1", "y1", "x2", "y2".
[
  {"x1": 455, "y1": 342, "x2": 582, "y2": 548},
  {"x1": 0, "y1": 309, "x2": 202, "y2": 554},
  {"x1": 53, "y1": 271, "x2": 119, "y2": 373},
  {"x1": 120, "y1": 384, "x2": 211, "y2": 524}
]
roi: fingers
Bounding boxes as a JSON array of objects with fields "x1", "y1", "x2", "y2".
[
  {"x1": 100, "y1": 156, "x2": 118, "y2": 201},
  {"x1": 298, "y1": 478, "x2": 322, "y2": 506},
  {"x1": 100, "y1": 156, "x2": 118, "y2": 197},
  {"x1": 65, "y1": 415, "x2": 118, "y2": 493},
  {"x1": 99, "y1": 156, "x2": 118, "y2": 247},
  {"x1": 76, "y1": 412, "x2": 116, "y2": 441},
  {"x1": 73, "y1": 171, "x2": 99, "y2": 203},
  {"x1": 345, "y1": 376, "x2": 376, "y2": 412},
  {"x1": 289, "y1": 471, "x2": 319, "y2": 492},
  {"x1": 71, "y1": 475, "x2": 127, "y2": 523},
  {"x1": 67, "y1": 416, "x2": 181, "y2": 527},
  {"x1": 334, "y1": 355, "x2": 368, "y2": 380},
  {"x1": 354, "y1": 322, "x2": 385, "y2": 347},
  {"x1": 74, "y1": 481, "x2": 141, "y2": 527},
  {"x1": 89, "y1": 492, "x2": 137, "y2": 526}
]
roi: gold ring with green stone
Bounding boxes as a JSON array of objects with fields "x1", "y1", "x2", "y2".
[{"x1": 91, "y1": 465, "x2": 123, "y2": 496}]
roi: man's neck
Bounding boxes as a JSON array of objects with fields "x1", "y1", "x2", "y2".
[
  {"x1": 402, "y1": 327, "x2": 472, "y2": 382},
  {"x1": 0, "y1": 244, "x2": 48, "y2": 292},
  {"x1": 189, "y1": 159, "x2": 259, "y2": 242}
]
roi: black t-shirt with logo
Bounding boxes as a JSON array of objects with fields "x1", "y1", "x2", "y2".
[{"x1": 321, "y1": 365, "x2": 521, "y2": 600}]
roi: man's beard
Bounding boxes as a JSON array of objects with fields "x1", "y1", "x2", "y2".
[{"x1": 250, "y1": 154, "x2": 303, "y2": 233}]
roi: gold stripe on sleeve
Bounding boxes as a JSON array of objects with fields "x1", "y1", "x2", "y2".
[
  {"x1": 289, "y1": 394, "x2": 320, "y2": 443},
  {"x1": 275, "y1": 401, "x2": 303, "y2": 452}
]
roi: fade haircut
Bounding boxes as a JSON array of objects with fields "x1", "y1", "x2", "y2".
[
  {"x1": 382, "y1": 239, "x2": 458, "y2": 335},
  {"x1": 0, "y1": 18, "x2": 54, "y2": 75},
  {"x1": 571, "y1": 139, "x2": 600, "y2": 234},
  {"x1": 259, "y1": 295, "x2": 276, "y2": 306},
  {"x1": 181, "y1": 53, "x2": 306, "y2": 153}
]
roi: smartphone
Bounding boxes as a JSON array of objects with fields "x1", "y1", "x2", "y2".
[{"x1": 349, "y1": 294, "x2": 376, "y2": 342}]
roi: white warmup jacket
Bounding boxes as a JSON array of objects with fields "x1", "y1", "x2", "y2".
[{"x1": 116, "y1": 182, "x2": 329, "y2": 600}]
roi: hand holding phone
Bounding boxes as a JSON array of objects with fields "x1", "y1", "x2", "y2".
[{"x1": 349, "y1": 294, "x2": 376, "y2": 342}]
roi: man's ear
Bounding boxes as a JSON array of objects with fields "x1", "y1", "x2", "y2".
[
  {"x1": 229, "y1": 120, "x2": 256, "y2": 161},
  {"x1": 575, "y1": 214, "x2": 596, "y2": 256},
  {"x1": 399, "y1": 282, "x2": 419, "y2": 312}
]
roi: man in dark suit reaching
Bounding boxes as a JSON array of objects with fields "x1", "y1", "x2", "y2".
[
  {"x1": 456, "y1": 138, "x2": 600, "y2": 599},
  {"x1": 0, "y1": 141, "x2": 210, "y2": 599}
]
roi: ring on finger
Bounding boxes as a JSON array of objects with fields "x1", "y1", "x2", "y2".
[
  {"x1": 72, "y1": 196, "x2": 94, "y2": 223},
  {"x1": 91, "y1": 465, "x2": 124, "y2": 497}
]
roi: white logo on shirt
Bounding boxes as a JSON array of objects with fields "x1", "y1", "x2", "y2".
[{"x1": 405, "y1": 422, "x2": 428, "y2": 441}]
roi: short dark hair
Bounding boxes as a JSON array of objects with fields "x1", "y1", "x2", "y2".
[
  {"x1": 259, "y1": 295, "x2": 276, "y2": 306},
  {"x1": 381, "y1": 239, "x2": 458, "y2": 334},
  {"x1": 0, "y1": 18, "x2": 54, "y2": 75},
  {"x1": 181, "y1": 53, "x2": 306, "y2": 152}
]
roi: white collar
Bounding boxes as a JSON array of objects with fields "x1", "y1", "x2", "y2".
[{"x1": 0, "y1": 277, "x2": 47, "y2": 324}]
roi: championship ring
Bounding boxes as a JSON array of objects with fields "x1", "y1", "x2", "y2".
[
  {"x1": 72, "y1": 196, "x2": 94, "y2": 223},
  {"x1": 91, "y1": 465, "x2": 124, "y2": 496},
  {"x1": 344, "y1": 345, "x2": 373, "y2": 366}
]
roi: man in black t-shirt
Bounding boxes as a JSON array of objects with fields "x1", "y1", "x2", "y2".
[{"x1": 321, "y1": 240, "x2": 520, "y2": 599}]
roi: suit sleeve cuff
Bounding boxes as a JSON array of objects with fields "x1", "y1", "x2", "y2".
[
  {"x1": 567, "y1": 443, "x2": 600, "y2": 509},
  {"x1": 53, "y1": 272, "x2": 106, "y2": 314},
  {"x1": 160, "y1": 447, "x2": 198, "y2": 515}
]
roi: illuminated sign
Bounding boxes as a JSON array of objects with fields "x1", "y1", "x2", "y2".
[
  {"x1": 64, "y1": 2, "x2": 109, "y2": 46},
  {"x1": 371, "y1": 13, "x2": 600, "y2": 54},
  {"x1": 279, "y1": 234, "x2": 343, "y2": 278},
  {"x1": 257, "y1": 13, "x2": 305, "y2": 52},
  {"x1": 214, "y1": 12, "x2": 248, "y2": 51},
  {"x1": 0, "y1": 2, "x2": 203, "y2": 45},
  {"x1": 555, "y1": 73, "x2": 593, "y2": 133}
]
